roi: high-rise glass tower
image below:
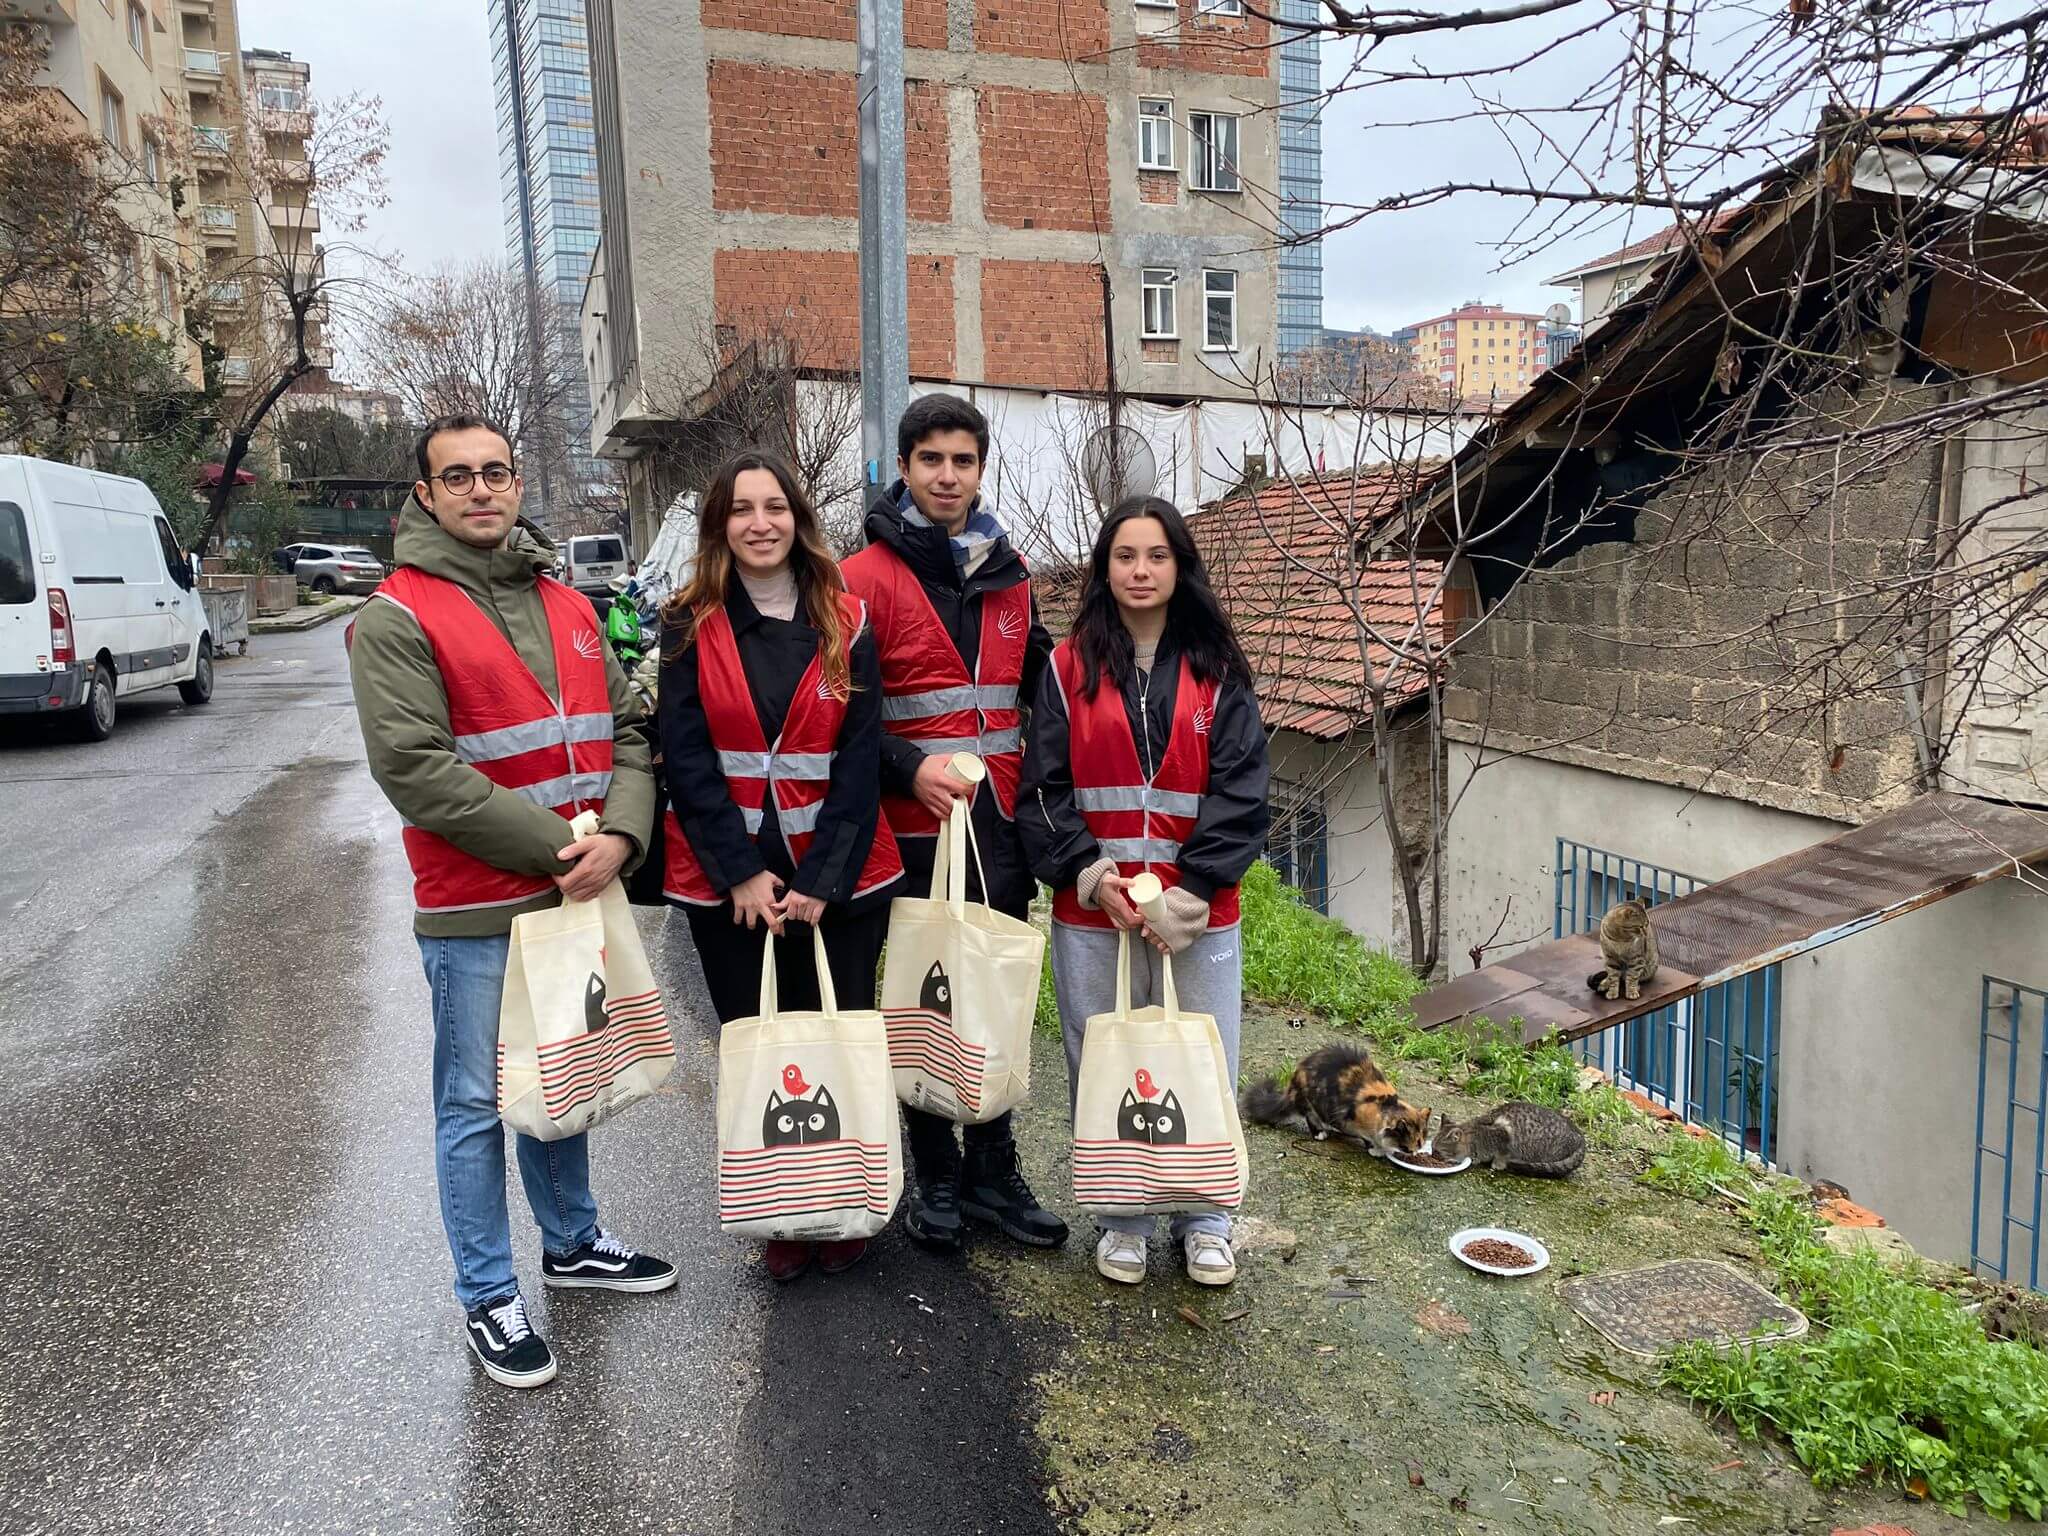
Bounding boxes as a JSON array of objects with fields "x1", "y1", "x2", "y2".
[
  {"x1": 489, "y1": 0, "x2": 603, "y2": 518},
  {"x1": 1275, "y1": 0, "x2": 1324, "y2": 358}
]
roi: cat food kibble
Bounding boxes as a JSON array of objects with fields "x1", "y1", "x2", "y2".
[{"x1": 1461, "y1": 1238, "x2": 1537, "y2": 1269}]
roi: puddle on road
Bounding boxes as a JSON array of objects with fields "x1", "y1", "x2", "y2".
[{"x1": 977, "y1": 1006, "x2": 1973, "y2": 1536}]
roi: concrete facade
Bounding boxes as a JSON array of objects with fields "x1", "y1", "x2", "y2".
[{"x1": 582, "y1": 0, "x2": 1283, "y2": 487}]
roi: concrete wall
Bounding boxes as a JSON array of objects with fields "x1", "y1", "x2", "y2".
[{"x1": 1443, "y1": 742, "x2": 2048, "y2": 1267}]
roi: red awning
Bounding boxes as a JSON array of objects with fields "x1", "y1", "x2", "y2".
[{"x1": 196, "y1": 462, "x2": 258, "y2": 489}]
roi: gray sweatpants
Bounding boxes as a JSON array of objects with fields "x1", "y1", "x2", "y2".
[{"x1": 1050, "y1": 920, "x2": 1243, "y2": 1242}]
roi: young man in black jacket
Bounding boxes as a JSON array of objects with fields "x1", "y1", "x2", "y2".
[{"x1": 841, "y1": 395, "x2": 1069, "y2": 1253}]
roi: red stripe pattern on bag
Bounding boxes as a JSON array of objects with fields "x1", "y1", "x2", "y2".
[
  {"x1": 496, "y1": 987, "x2": 675, "y2": 1122},
  {"x1": 1071, "y1": 1139, "x2": 1244, "y2": 1211},
  {"x1": 717, "y1": 1140, "x2": 894, "y2": 1226},
  {"x1": 882, "y1": 1007, "x2": 987, "y2": 1113}
]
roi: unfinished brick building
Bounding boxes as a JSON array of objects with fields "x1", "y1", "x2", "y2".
[{"x1": 580, "y1": 0, "x2": 1286, "y2": 516}]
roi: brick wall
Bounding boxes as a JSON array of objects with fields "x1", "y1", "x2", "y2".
[
  {"x1": 708, "y1": 64, "x2": 949, "y2": 222},
  {"x1": 981, "y1": 258, "x2": 1104, "y2": 389},
  {"x1": 705, "y1": 0, "x2": 948, "y2": 48},
  {"x1": 974, "y1": 0, "x2": 1110, "y2": 60},
  {"x1": 1138, "y1": 169, "x2": 1178, "y2": 206},
  {"x1": 977, "y1": 85, "x2": 1108, "y2": 232},
  {"x1": 1442, "y1": 388, "x2": 1935, "y2": 815},
  {"x1": 714, "y1": 248, "x2": 956, "y2": 378},
  {"x1": 1136, "y1": 0, "x2": 1270, "y2": 77}
]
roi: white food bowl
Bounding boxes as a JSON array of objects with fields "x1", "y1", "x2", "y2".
[
  {"x1": 1386, "y1": 1148, "x2": 1473, "y2": 1176},
  {"x1": 1448, "y1": 1226, "x2": 1551, "y2": 1276}
]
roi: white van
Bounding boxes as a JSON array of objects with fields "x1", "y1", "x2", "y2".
[
  {"x1": 0, "y1": 455, "x2": 214, "y2": 741},
  {"x1": 558, "y1": 533, "x2": 629, "y2": 600}
]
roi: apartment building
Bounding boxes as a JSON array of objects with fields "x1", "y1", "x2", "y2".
[
  {"x1": 582, "y1": 0, "x2": 1290, "y2": 513},
  {"x1": 1402, "y1": 301, "x2": 1551, "y2": 402},
  {"x1": 10, "y1": 0, "x2": 202, "y2": 381}
]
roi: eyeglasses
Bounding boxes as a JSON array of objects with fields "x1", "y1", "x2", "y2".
[{"x1": 426, "y1": 463, "x2": 516, "y2": 495}]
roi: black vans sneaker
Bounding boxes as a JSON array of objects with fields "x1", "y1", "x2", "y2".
[
  {"x1": 464, "y1": 1294, "x2": 557, "y2": 1388},
  {"x1": 541, "y1": 1229, "x2": 678, "y2": 1293}
]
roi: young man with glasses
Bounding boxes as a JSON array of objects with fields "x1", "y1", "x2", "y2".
[{"x1": 349, "y1": 414, "x2": 673, "y2": 1389}]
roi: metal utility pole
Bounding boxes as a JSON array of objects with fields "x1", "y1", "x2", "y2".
[{"x1": 857, "y1": 0, "x2": 910, "y2": 488}]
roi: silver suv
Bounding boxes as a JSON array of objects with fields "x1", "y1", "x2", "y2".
[{"x1": 276, "y1": 543, "x2": 385, "y2": 595}]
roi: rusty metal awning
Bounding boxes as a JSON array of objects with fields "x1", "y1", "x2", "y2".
[{"x1": 1413, "y1": 793, "x2": 2048, "y2": 1044}]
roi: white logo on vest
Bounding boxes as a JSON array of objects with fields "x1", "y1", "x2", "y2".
[
  {"x1": 573, "y1": 629, "x2": 602, "y2": 661},
  {"x1": 996, "y1": 609, "x2": 1023, "y2": 642},
  {"x1": 1193, "y1": 705, "x2": 1212, "y2": 736}
]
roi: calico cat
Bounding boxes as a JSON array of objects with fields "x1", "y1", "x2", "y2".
[
  {"x1": 1239, "y1": 1042, "x2": 1432, "y2": 1158},
  {"x1": 920, "y1": 961, "x2": 952, "y2": 1019},
  {"x1": 763, "y1": 1086, "x2": 840, "y2": 1147},
  {"x1": 1118, "y1": 1087, "x2": 1188, "y2": 1145},
  {"x1": 584, "y1": 972, "x2": 609, "y2": 1033},
  {"x1": 1587, "y1": 898, "x2": 1659, "y2": 1002},
  {"x1": 1435, "y1": 1103, "x2": 1585, "y2": 1177}
]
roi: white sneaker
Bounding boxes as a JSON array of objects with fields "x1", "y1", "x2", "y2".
[
  {"x1": 1183, "y1": 1232, "x2": 1237, "y2": 1286},
  {"x1": 1095, "y1": 1230, "x2": 1147, "y2": 1284}
]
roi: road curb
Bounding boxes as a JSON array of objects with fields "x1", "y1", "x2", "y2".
[{"x1": 250, "y1": 597, "x2": 366, "y2": 635}]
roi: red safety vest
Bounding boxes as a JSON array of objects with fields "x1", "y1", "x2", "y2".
[
  {"x1": 369, "y1": 567, "x2": 615, "y2": 915},
  {"x1": 1049, "y1": 640, "x2": 1240, "y2": 931},
  {"x1": 662, "y1": 593, "x2": 905, "y2": 906},
  {"x1": 841, "y1": 541, "x2": 1029, "y2": 837}
]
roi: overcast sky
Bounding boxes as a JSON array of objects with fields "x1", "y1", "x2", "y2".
[{"x1": 233, "y1": 1, "x2": 1655, "y2": 337}]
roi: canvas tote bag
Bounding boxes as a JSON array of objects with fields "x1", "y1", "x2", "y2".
[
  {"x1": 1072, "y1": 930, "x2": 1249, "y2": 1217},
  {"x1": 880, "y1": 801, "x2": 1044, "y2": 1123},
  {"x1": 716, "y1": 926, "x2": 904, "y2": 1241},
  {"x1": 498, "y1": 811, "x2": 677, "y2": 1141}
]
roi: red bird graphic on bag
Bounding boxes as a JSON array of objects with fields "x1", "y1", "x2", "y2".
[
  {"x1": 1134, "y1": 1068, "x2": 1160, "y2": 1101},
  {"x1": 782, "y1": 1063, "x2": 811, "y2": 1097}
]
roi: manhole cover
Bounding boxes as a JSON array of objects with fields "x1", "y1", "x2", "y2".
[{"x1": 1560, "y1": 1259, "x2": 1807, "y2": 1358}]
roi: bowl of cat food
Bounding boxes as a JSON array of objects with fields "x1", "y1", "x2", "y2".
[
  {"x1": 1448, "y1": 1226, "x2": 1550, "y2": 1277},
  {"x1": 1384, "y1": 1146, "x2": 1472, "y2": 1176}
]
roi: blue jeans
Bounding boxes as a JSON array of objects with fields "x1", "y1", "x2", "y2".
[{"x1": 418, "y1": 934, "x2": 600, "y2": 1310}]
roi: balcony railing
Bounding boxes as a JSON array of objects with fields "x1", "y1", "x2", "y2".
[
  {"x1": 208, "y1": 280, "x2": 243, "y2": 304},
  {"x1": 197, "y1": 203, "x2": 236, "y2": 231},
  {"x1": 221, "y1": 357, "x2": 252, "y2": 383},
  {"x1": 184, "y1": 48, "x2": 221, "y2": 75},
  {"x1": 193, "y1": 125, "x2": 230, "y2": 155}
]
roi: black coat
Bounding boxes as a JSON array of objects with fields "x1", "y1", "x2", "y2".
[
  {"x1": 861, "y1": 483, "x2": 1053, "y2": 919},
  {"x1": 657, "y1": 583, "x2": 891, "y2": 915},
  {"x1": 1017, "y1": 633, "x2": 1271, "y2": 904}
]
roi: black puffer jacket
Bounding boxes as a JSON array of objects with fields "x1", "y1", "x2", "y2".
[
  {"x1": 860, "y1": 483, "x2": 1052, "y2": 919},
  {"x1": 1017, "y1": 632, "x2": 1270, "y2": 905}
]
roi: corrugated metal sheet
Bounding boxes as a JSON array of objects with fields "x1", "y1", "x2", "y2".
[{"x1": 1414, "y1": 792, "x2": 2048, "y2": 1043}]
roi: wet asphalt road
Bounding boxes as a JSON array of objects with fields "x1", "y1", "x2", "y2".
[{"x1": 0, "y1": 626, "x2": 1057, "y2": 1536}]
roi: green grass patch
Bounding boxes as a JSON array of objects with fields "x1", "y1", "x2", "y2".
[
  {"x1": 1237, "y1": 862, "x2": 1422, "y2": 1030},
  {"x1": 1649, "y1": 1150, "x2": 2048, "y2": 1518}
]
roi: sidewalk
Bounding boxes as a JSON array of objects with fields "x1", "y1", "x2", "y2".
[{"x1": 249, "y1": 595, "x2": 366, "y2": 634}]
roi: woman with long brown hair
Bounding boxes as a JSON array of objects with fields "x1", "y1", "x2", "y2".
[{"x1": 657, "y1": 449, "x2": 904, "y2": 1281}]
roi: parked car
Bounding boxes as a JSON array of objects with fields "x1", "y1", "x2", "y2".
[
  {"x1": 0, "y1": 454, "x2": 214, "y2": 741},
  {"x1": 278, "y1": 543, "x2": 384, "y2": 595},
  {"x1": 558, "y1": 534, "x2": 629, "y2": 600}
]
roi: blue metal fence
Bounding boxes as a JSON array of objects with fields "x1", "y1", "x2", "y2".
[
  {"x1": 1554, "y1": 838, "x2": 1783, "y2": 1163},
  {"x1": 1972, "y1": 976, "x2": 2048, "y2": 1290},
  {"x1": 1271, "y1": 781, "x2": 1330, "y2": 914}
]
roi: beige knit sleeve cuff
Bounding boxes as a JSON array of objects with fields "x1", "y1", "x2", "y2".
[{"x1": 1074, "y1": 856, "x2": 1118, "y2": 910}]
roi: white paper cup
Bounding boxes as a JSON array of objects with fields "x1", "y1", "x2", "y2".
[
  {"x1": 1126, "y1": 870, "x2": 1168, "y2": 924},
  {"x1": 945, "y1": 751, "x2": 986, "y2": 786}
]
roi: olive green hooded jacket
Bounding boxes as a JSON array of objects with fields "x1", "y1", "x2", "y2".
[{"x1": 348, "y1": 501, "x2": 655, "y2": 937}]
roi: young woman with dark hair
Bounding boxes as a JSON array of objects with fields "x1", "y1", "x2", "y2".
[
  {"x1": 1018, "y1": 496, "x2": 1270, "y2": 1289},
  {"x1": 658, "y1": 450, "x2": 904, "y2": 1282}
]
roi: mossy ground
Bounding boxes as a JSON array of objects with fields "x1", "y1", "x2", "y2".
[{"x1": 978, "y1": 1003, "x2": 1976, "y2": 1534}]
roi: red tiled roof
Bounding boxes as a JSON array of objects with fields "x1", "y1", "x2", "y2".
[
  {"x1": 1192, "y1": 473, "x2": 1441, "y2": 739},
  {"x1": 1545, "y1": 208, "x2": 1746, "y2": 284}
]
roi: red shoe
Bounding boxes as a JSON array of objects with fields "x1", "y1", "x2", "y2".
[
  {"x1": 763, "y1": 1241, "x2": 814, "y2": 1282},
  {"x1": 817, "y1": 1238, "x2": 869, "y2": 1275}
]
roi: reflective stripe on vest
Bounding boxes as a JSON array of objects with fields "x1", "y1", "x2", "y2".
[
  {"x1": 1048, "y1": 641, "x2": 1240, "y2": 931},
  {"x1": 372, "y1": 568, "x2": 616, "y2": 915},
  {"x1": 662, "y1": 595, "x2": 904, "y2": 906},
  {"x1": 841, "y1": 541, "x2": 1029, "y2": 831}
]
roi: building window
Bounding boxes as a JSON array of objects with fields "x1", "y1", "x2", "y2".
[
  {"x1": 141, "y1": 131, "x2": 160, "y2": 185},
  {"x1": 155, "y1": 263, "x2": 176, "y2": 321},
  {"x1": 1141, "y1": 268, "x2": 1177, "y2": 339},
  {"x1": 1268, "y1": 780, "x2": 1329, "y2": 913},
  {"x1": 1202, "y1": 269, "x2": 1237, "y2": 351},
  {"x1": 1188, "y1": 112, "x2": 1239, "y2": 193},
  {"x1": 127, "y1": 1, "x2": 148, "y2": 58},
  {"x1": 99, "y1": 78, "x2": 125, "y2": 150},
  {"x1": 1137, "y1": 98, "x2": 1174, "y2": 171},
  {"x1": 1197, "y1": 0, "x2": 1244, "y2": 12},
  {"x1": 1135, "y1": 0, "x2": 1175, "y2": 9}
]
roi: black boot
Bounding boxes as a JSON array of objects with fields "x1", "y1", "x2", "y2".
[
  {"x1": 904, "y1": 1156, "x2": 965, "y2": 1252},
  {"x1": 961, "y1": 1136, "x2": 1069, "y2": 1249}
]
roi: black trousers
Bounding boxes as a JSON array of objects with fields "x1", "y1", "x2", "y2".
[{"x1": 686, "y1": 904, "x2": 889, "y2": 1026}]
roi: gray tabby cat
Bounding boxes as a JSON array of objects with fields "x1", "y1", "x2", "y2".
[
  {"x1": 1435, "y1": 1104, "x2": 1585, "y2": 1177},
  {"x1": 1587, "y1": 898, "x2": 1658, "y2": 1001}
]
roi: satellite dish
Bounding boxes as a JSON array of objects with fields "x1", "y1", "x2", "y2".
[
  {"x1": 1544, "y1": 302, "x2": 1573, "y2": 327},
  {"x1": 1079, "y1": 423, "x2": 1158, "y2": 511}
]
